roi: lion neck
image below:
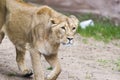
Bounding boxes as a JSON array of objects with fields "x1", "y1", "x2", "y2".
[{"x1": 45, "y1": 28, "x2": 60, "y2": 46}]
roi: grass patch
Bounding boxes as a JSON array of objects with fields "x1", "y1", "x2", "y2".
[
  {"x1": 82, "y1": 38, "x2": 88, "y2": 44},
  {"x1": 114, "y1": 58, "x2": 120, "y2": 71},
  {"x1": 7, "y1": 72, "x2": 16, "y2": 77},
  {"x1": 47, "y1": 66, "x2": 53, "y2": 70},
  {"x1": 76, "y1": 13, "x2": 120, "y2": 42},
  {"x1": 97, "y1": 59, "x2": 109, "y2": 65}
]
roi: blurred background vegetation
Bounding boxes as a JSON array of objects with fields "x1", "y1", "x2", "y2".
[{"x1": 25, "y1": 0, "x2": 120, "y2": 42}]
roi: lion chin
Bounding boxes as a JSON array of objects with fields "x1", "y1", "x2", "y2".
[
  {"x1": 0, "y1": 0, "x2": 79, "y2": 80},
  {"x1": 61, "y1": 40, "x2": 73, "y2": 46}
]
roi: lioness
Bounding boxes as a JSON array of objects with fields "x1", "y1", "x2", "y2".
[{"x1": 0, "y1": 0, "x2": 79, "y2": 80}]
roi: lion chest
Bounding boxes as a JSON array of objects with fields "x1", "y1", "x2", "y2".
[{"x1": 38, "y1": 41, "x2": 53, "y2": 55}]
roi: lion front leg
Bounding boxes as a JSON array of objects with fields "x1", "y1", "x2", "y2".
[
  {"x1": 29, "y1": 48, "x2": 44, "y2": 80},
  {"x1": 16, "y1": 47, "x2": 33, "y2": 77},
  {"x1": 44, "y1": 54, "x2": 61, "y2": 80}
]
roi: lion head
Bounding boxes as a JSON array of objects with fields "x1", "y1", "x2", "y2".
[
  {"x1": 35, "y1": 6, "x2": 79, "y2": 45},
  {"x1": 51, "y1": 15, "x2": 79, "y2": 45}
]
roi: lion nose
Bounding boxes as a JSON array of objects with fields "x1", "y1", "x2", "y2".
[{"x1": 67, "y1": 38, "x2": 73, "y2": 41}]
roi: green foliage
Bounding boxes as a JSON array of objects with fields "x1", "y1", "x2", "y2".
[{"x1": 77, "y1": 13, "x2": 120, "y2": 42}]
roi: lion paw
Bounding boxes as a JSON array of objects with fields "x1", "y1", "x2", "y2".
[{"x1": 23, "y1": 69, "x2": 33, "y2": 77}]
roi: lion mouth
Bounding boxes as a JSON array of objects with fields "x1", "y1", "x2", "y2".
[{"x1": 62, "y1": 41, "x2": 73, "y2": 46}]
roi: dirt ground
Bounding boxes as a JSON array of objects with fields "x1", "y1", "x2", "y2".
[{"x1": 0, "y1": 34, "x2": 120, "y2": 80}]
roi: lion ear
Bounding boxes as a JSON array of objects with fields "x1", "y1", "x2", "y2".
[
  {"x1": 69, "y1": 15, "x2": 79, "y2": 23},
  {"x1": 69, "y1": 15, "x2": 77, "y2": 19},
  {"x1": 36, "y1": 6, "x2": 52, "y2": 15},
  {"x1": 50, "y1": 17, "x2": 60, "y2": 24},
  {"x1": 69, "y1": 15, "x2": 78, "y2": 20}
]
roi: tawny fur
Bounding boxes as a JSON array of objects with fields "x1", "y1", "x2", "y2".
[
  {"x1": 0, "y1": 0, "x2": 79, "y2": 80},
  {"x1": 0, "y1": 0, "x2": 6, "y2": 43}
]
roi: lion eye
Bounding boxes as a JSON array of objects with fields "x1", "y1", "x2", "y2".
[
  {"x1": 61, "y1": 26, "x2": 65, "y2": 30},
  {"x1": 72, "y1": 27, "x2": 76, "y2": 30}
]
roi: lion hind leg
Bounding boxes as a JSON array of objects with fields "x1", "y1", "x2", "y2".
[{"x1": 16, "y1": 47, "x2": 33, "y2": 77}]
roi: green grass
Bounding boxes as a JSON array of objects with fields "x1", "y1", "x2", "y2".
[
  {"x1": 76, "y1": 13, "x2": 120, "y2": 42},
  {"x1": 47, "y1": 66, "x2": 53, "y2": 70},
  {"x1": 7, "y1": 72, "x2": 16, "y2": 77},
  {"x1": 97, "y1": 59, "x2": 109, "y2": 65},
  {"x1": 114, "y1": 58, "x2": 120, "y2": 71}
]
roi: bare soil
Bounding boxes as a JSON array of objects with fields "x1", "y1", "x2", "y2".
[{"x1": 0, "y1": 34, "x2": 120, "y2": 80}]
